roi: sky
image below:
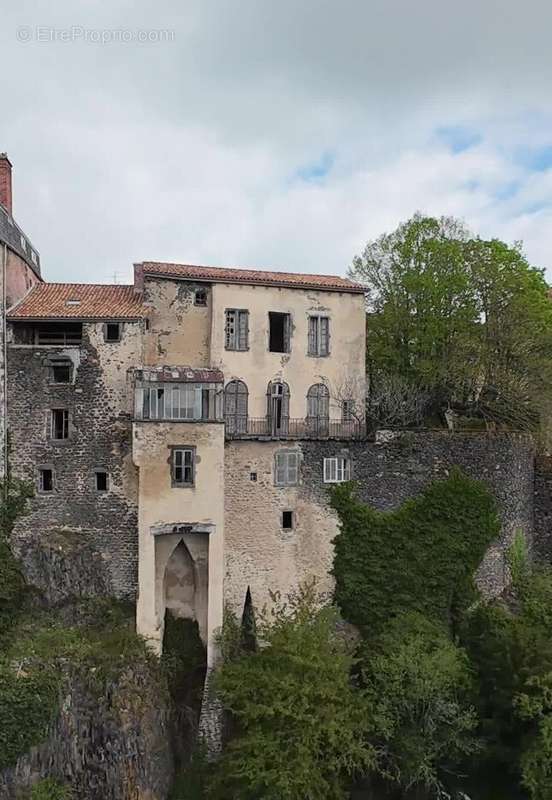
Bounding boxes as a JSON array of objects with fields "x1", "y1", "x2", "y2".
[{"x1": 2, "y1": 1, "x2": 552, "y2": 284}]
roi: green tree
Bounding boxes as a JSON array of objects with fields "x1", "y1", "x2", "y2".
[
  {"x1": 210, "y1": 583, "x2": 375, "y2": 800},
  {"x1": 360, "y1": 613, "x2": 479, "y2": 797},
  {"x1": 350, "y1": 214, "x2": 552, "y2": 428}
]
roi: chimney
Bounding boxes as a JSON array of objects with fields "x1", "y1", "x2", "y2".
[{"x1": 0, "y1": 153, "x2": 12, "y2": 215}]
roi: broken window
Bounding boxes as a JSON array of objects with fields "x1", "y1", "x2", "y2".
[
  {"x1": 282, "y1": 510, "x2": 294, "y2": 530},
  {"x1": 225, "y1": 309, "x2": 249, "y2": 351},
  {"x1": 50, "y1": 409, "x2": 69, "y2": 440},
  {"x1": 95, "y1": 471, "x2": 108, "y2": 492},
  {"x1": 323, "y1": 456, "x2": 351, "y2": 483},
  {"x1": 267, "y1": 381, "x2": 290, "y2": 435},
  {"x1": 274, "y1": 450, "x2": 299, "y2": 486},
  {"x1": 49, "y1": 358, "x2": 73, "y2": 384},
  {"x1": 194, "y1": 288, "x2": 208, "y2": 306},
  {"x1": 268, "y1": 312, "x2": 291, "y2": 353},
  {"x1": 105, "y1": 323, "x2": 121, "y2": 342},
  {"x1": 38, "y1": 468, "x2": 54, "y2": 492},
  {"x1": 37, "y1": 323, "x2": 82, "y2": 346},
  {"x1": 172, "y1": 448, "x2": 195, "y2": 487},
  {"x1": 307, "y1": 315, "x2": 330, "y2": 356}
]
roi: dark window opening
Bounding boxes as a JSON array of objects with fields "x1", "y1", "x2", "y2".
[
  {"x1": 39, "y1": 468, "x2": 53, "y2": 492},
  {"x1": 250, "y1": 472, "x2": 257, "y2": 482},
  {"x1": 269, "y1": 312, "x2": 291, "y2": 353},
  {"x1": 105, "y1": 323, "x2": 121, "y2": 342},
  {"x1": 50, "y1": 409, "x2": 69, "y2": 440},
  {"x1": 37, "y1": 323, "x2": 82, "y2": 346},
  {"x1": 95, "y1": 471, "x2": 108, "y2": 492},
  {"x1": 282, "y1": 510, "x2": 294, "y2": 530},
  {"x1": 195, "y1": 288, "x2": 208, "y2": 306},
  {"x1": 50, "y1": 358, "x2": 73, "y2": 384}
]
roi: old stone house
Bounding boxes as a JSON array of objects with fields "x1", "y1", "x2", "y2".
[{"x1": 1, "y1": 155, "x2": 539, "y2": 669}]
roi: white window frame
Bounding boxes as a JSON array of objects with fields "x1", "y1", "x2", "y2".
[
  {"x1": 171, "y1": 447, "x2": 195, "y2": 487},
  {"x1": 274, "y1": 449, "x2": 299, "y2": 486},
  {"x1": 323, "y1": 456, "x2": 351, "y2": 483}
]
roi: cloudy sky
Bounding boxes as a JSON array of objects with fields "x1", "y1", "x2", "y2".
[{"x1": 2, "y1": 1, "x2": 552, "y2": 283}]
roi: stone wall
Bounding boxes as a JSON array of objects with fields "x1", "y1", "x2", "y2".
[
  {"x1": 534, "y1": 455, "x2": 552, "y2": 564},
  {"x1": 224, "y1": 432, "x2": 535, "y2": 613},
  {"x1": 0, "y1": 661, "x2": 173, "y2": 800},
  {"x1": 7, "y1": 321, "x2": 142, "y2": 600}
]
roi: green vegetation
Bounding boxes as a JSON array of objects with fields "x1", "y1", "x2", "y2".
[
  {"x1": 28, "y1": 778, "x2": 73, "y2": 800},
  {"x1": 330, "y1": 470, "x2": 499, "y2": 635},
  {"x1": 350, "y1": 213, "x2": 552, "y2": 429}
]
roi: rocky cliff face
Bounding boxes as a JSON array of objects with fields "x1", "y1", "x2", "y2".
[{"x1": 0, "y1": 659, "x2": 174, "y2": 800}]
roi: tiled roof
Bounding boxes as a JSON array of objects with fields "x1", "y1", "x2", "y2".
[
  {"x1": 8, "y1": 283, "x2": 145, "y2": 320},
  {"x1": 138, "y1": 261, "x2": 365, "y2": 293}
]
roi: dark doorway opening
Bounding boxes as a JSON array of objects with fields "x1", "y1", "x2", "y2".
[{"x1": 269, "y1": 312, "x2": 290, "y2": 353}]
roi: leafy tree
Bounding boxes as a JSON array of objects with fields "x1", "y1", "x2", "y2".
[
  {"x1": 359, "y1": 613, "x2": 479, "y2": 797},
  {"x1": 330, "y1": 470, "x2": 499, "y2": 636},
  {"x1": 210, "y1": 583, "x2": 375, "y2": 800},
  {"x1": 350, "y1": 214, "x2": 552, "y2": 428}
]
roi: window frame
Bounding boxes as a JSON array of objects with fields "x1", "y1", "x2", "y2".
[
  {"x1": 307, "y1": 315, "x2": 330, "y2": 357},
  {"x1": 48, "y1": 357, "x2": 73, "y2": 385},
  {"x1": 323, "y1": 456, "x2": 351, "y2": 484},
  {"x1": 49, "y1": 408, "x2": 69, "y2": 440},
  {"x1": 281, "y1": 510, "x2": 294, "y2": 530},
  {"x1": 37, "y1": 466, "x2": 54, "y2": 493},
  {"x1": 194, "y1": 288, "x2": 208, "y2": 307},
  {"x1": 94, "y1": 470, "x2": 109, "y2": 492},
  {"x1": 225, "y1": 308, "x2": 249, "y2": 351},
  {"x1": 268, "y1": 311, "x2": 291, "y2": 354},
  {"x1": 274, "y1": 449, "x2": 300, "y2": 486},
  {"x1": 170, "y1": 446, "x2": 196, "y2": 488},
  {"x1": 104, "y1": 322, "x2": 122, "y2": 343}
]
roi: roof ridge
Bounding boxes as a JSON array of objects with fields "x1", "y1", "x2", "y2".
[{"x1": 140, "y1": 260, "x2": 355, "y2": 282}]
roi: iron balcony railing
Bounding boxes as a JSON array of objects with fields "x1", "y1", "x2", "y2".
[{"x1": 225, "y1": 417, "x2": 366, "y2": 440}]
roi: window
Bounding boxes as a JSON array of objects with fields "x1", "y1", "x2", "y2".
[
  {"x1": 38, "y1": 468, "x2": 54, "y2": 492},
  {"x1": 172, "y1": 448, "x2": 195, "y2": 487},
  {"x1": 31, "y1": 250, "x2": 38, "y2": 265},
  {"x1": 141, "y1": 383, "x2": 221, "y2": 421},
  {"x1": 95, "y1": 471, "x2": 108, "y2": 492},
  {"x1": 224, "y1": 380, "x2": 248, "y2": 433},
  {"x1": 342, "y1": 399, "x2": 355, "y2": 421},
  {"x1": 269, "y1": 312, "x2": 291, "y2": 353},
  {"x1": 49, "y1": 358, "x2": 73, "y2": 384},
  {"x1": 308, "y1": 316, "x2": 330, "y2": 356},
  {"x1": 274, "y1": 450, "x2": 299, "y2": 486},
  {"x1": 267, "y1": 381, "x2": 290, "y2": 435},
  {"x1": 250, "y1": 472, "x2": 257, "y2": 482},
  {"x1": 37, "y1": 323, "x2": 82, "y2": 346},
  {"x1": 282, "y1": 510, "x2": 294, "y2": 530},
  {"x1": 20, "y1": 235, "x2": 27, "y2": 252},
  {"x1": 323, "y1": 457, "x2": 351, "y2": 483},
  {"x1": 105, "y1": 323, "x2": 121, "y2": 342},
  {"x1": 225, "y1": 309, "x2": 249, "y2": 351},
  {"x1": 306, "y1": 384, "x2": 330, "y2": 432},
  {"x1": 50, "y1": 409, "x2": 69, "y2": 440},
  {"x1": 194, "y1": 288, "x2": 208, "y2": 306}
]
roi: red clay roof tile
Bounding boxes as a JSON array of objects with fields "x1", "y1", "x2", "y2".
[
  {"x1": 8, "y1": 283, "x2": 145, "y2": 320},
  {"x1": 138, "y1": 261, "x2": 365, "y2": 293}
]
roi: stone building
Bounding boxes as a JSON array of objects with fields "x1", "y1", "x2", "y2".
[{"x1": 3, "y1": 154, "x2": 539, "y2": 668}]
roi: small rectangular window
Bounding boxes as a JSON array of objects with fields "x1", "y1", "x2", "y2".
[
  {"x1": 172, "y1": 448, "x2": 195, "y2": 487},
  {"x1": 50, "y1": 409, "x2": 69, "y2": 440},
  {"x1": 308, "y1": 316, "x2": 330, "y2": 356},
  {"x1": 274, "y1": 450, "x2": 299, "y2": 486},
  {"x1": 105, "y1": 323, "x2": 121, "y2": 342},
  {"x1": 342, "y1": 400, "x2": 355, "y2": 421},
  {"x1": 38, "y1": 468, "x2": 54, "y2": 492},
  {"x1": 225, "y1": 309, "x2": 249, "y2": 351},
  {"x1": 269, "y1": 312, "x2": 291, "y2": 353},
  {"x1": 323, "y1": 457, "x2": 351, "y2": 483},
  {"x1": 195, "y1": 288, "x2": 208, "y2": 306},
  {"x1": 50, "y1": 359, "x2": 73, "y2": 384},
  {"x1": 282, "y1": 510, "x2": 294, "y2": 530},
  {"x1": 95, "y1": 471, "x2": 108, "y2": 492}
]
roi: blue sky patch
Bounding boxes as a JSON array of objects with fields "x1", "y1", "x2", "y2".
[
  {"x1": 294, "y1": 150, "x2": 335, "y2": 183},
  {"x1": 436, "y1": 126, "x2": 482, "y2": 154},
  {"x1": 517, "y1": 145, "x2": 552, "y2": 172}
]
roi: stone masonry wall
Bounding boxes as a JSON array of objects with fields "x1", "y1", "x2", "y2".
[
  {"x1": 224, "y1": 432, "x2": 535, "y2": 614},
  {"x1": 534, "y1": 455, "x2": 552, "y2": 565},
  {"x1": 7, "y1": 321, "x2": 142, "y2": 601}
]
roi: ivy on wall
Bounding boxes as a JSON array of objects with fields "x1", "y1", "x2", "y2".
[{"x1": 330, "y1": 468, "x2": 500, "y2": 636}]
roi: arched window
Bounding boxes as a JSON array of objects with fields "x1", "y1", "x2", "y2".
[
  {"x1": 307, "y1": 384, "x2": 329, "y2": 434},
  {"x1": 266, "y1": 381, "x2": 290, "y2": 436},
  {"x1": 224, "y1": 380, "x2": 248, "y2": 434}
]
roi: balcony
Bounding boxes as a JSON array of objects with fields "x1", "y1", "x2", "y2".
[{"x1": 224, "y1": 417, "x2": 366, "y2": 441}]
